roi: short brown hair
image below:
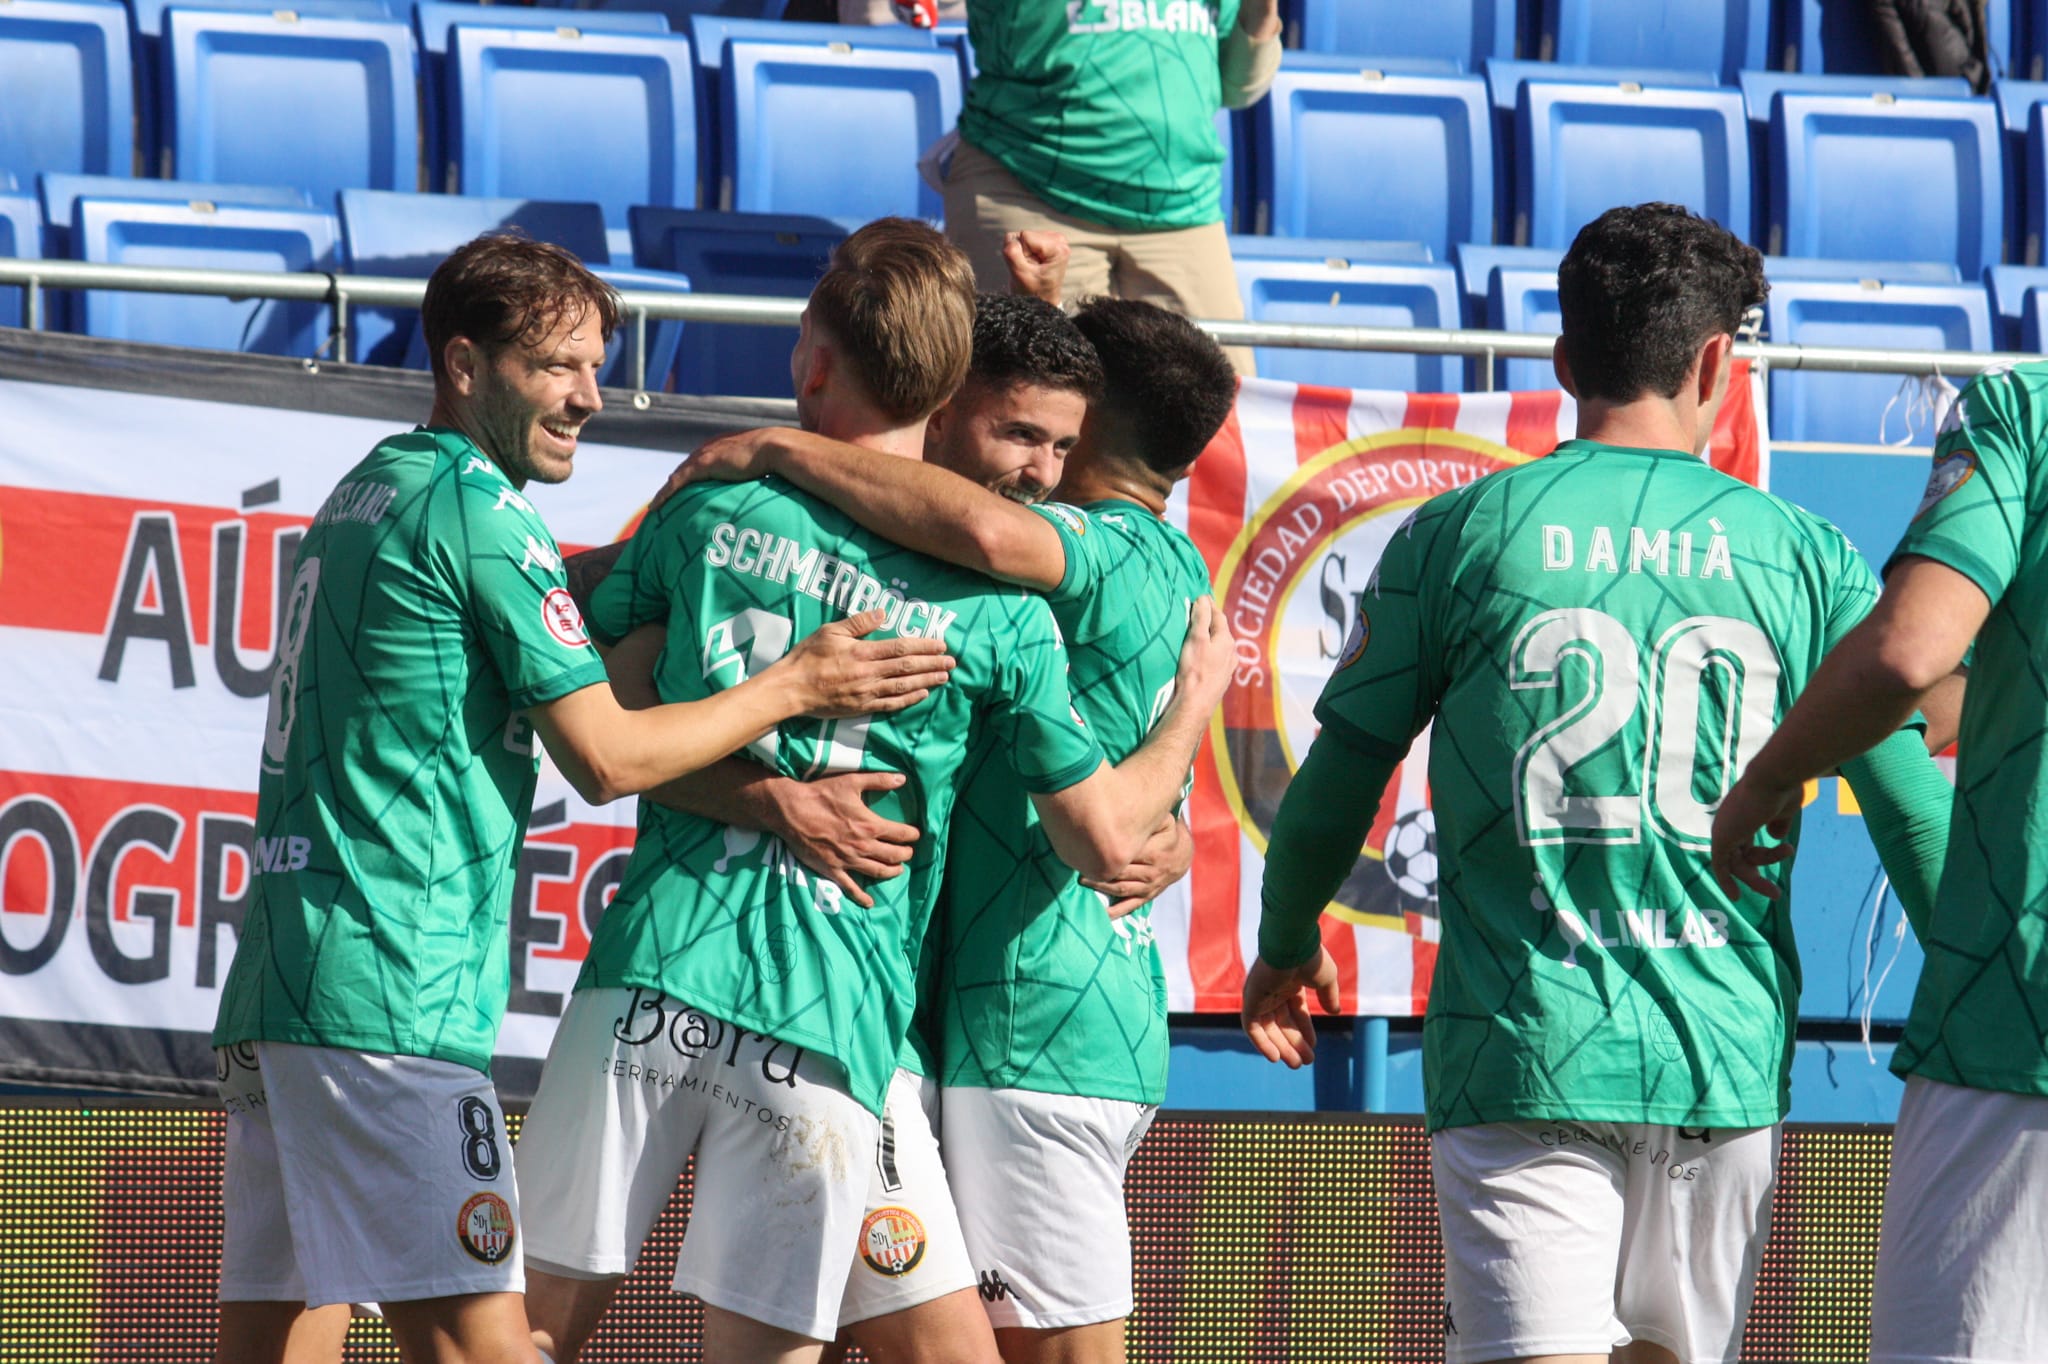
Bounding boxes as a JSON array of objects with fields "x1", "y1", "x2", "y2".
[
  {"x1": 420, "y1": 231, "x2": 620, "y2": 384},
  {"x1": 807, "y1": 218, "x2": 975, "y2": 422}
]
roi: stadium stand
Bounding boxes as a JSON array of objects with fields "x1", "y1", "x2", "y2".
[
  {"x1": 0, "y1": 191, "x2": 39, "y2": 329},
  {"x1": 1986, "y1": 261, "x2": 2048, "y2": 346},
  {"x1": 446, "y1": 24, "x2": 698, "y2": 258},
  {"x1": 933, "y1": 19, "x2": 973, "y2": 82},
  {"x1": 1514, "y1": 78, "x2": 1750, "y2": 247},
  {"x1": 1763, "y1": 277, "x2": 1994, "y2": 443},
  {"x1": 71, "y1": 196, "x2": 340, "y2": 357},
  {"x1": 629, "y1": 205, "x2": 844, "y2": 396},
  {"x1": 1228, "y1": 239, "x2": 1463, "y2": 392},
  {"x1": 1484, "y1": 261, "x2": 1563, "y2": 390},
  {"x1": 163, "y1": 10, "x2": 418, "y2": 204},
  {"x1": 395, "y1": 262, "x2": 691, "y2": 390},
  {"x1": 1539, "y1": 0, "x2": 1770, "y2": 84},
  {"x1": 37, "y1": 173, "x2": 312, "y2": 258},
  {"x1": 1781, "y1": 0, "x2": 1890, "y2": 74},
  {"x1": 719, "y1": 37, "x2": 961, "y2": 221},
  {"x1": 338, "y1": 188, "x2": 612, "y2": 365},
  {"x1": 1452, "y1": 241, "x2": 1563, "y2": 324},
  {"x1": 1766, "y1": 90, "x2": 2004, "y2": 278},
  {"x1": 0, "y1": 0, "x2": 134, "y2": 181},
  {"x1": 1254, "y1": 56, "x2": 1492, "y2": 255},
  {"x1": 413, "y1": 3, "x2": 669, "y2": 199},
  {"x1": 1294, "y1": 0, "x2": 1516, "y2": 69}
]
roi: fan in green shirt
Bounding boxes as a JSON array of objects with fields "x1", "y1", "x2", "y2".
[{"x1": 1253, "y1": 206, "x2": 1953, "y2": 1364}]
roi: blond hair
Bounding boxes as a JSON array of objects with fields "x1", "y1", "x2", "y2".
[{"x1": 807, "y1": 218, "x2": 976, "y2": 422}]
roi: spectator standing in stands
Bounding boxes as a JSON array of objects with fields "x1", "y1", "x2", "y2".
[
  {"x1": 1867, "y1": 0, "x2": 1993, "y2": 93},
  {"x1": 941, "y1": 0, "x2": 1281, "y2": 375},
  {"x1": 1714, "y1": 361, "x2": 2048, "y2": 1363}
]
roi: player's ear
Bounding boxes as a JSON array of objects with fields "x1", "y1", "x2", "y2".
[
  {"x1": 443, "y1": 337, "x2": 481, "y2": 397},
  {"x1": 1696, "y1": 333, "x2": 1734, "y2": 406},
  {"x1": 1551, "y1": 337, "x2": 1577, "y2": 397}
]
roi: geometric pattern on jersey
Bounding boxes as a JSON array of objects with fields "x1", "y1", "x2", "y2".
[
  {"x1": 1314, "y1": 440, "x2": 1882, "y2": 1131},
  {"x1": 1889, "y1": 363, "x2": 2048, "y2": 1098},
  {"x1": 579, "y1": 476, "x2": 1106, "y2": 1118},
  {"x1": 960, "y1": 0, "x2": 1240, "y2": 232},
  {"x1": 941, "y1": 500, "x2": 1212, "y2": 1104},
  {"x1": 212, "y1": 429, "x2": 608, "y2": 1072}
]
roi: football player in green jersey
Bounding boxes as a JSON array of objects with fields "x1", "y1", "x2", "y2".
[
  {"x1": 515, "y1": 220, "x2": 1234, "y2": 1364},
  {"x1": 1714, "y1": 365, "x2": 2047, "y2": 1364},
  {"x1": 209, "y1": 235, "x2": 954, "y2": 1364},
  {"x1": 1242, "y1": 205, "x2": 1954, "y2": 1364},
  {"x1": 676, "y1": 294, "x2": 1238, "y2": 1363}
]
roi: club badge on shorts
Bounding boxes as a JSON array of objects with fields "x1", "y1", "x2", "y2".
[
  {"x1": 859, "y1": 1206, "x2": 927, "y2": 1277},
  {"x1": 457, "y1": 1191, "x2": 515, "y2": 1265}
]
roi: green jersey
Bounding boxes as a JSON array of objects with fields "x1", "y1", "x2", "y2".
[
  {"x1": 940, "y1": 501, "x2": 1212, "y2": 1105},
  {"x1": 1891, "y1": 363, "x2": 2048, "y2": 1097},
  {"x1": 213, "y1": 429, "x2": 608, "y2": 1072},
  {"x1": 580, "y1": 478, "x2": 1107, "y2": 1118},
  {"x1": 1318, "y1": 441, "x2": 1880, "y2": 1131},
  {"x1": 960, "y1": 0, "x2": 1239, "y2": 232}
]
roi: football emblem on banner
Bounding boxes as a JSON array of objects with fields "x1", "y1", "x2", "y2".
[{"x1": 1213, "y1": 430, "x2": 1525, "y2": 937}]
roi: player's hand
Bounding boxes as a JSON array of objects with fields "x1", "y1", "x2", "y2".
[
  {"x1": 1003, "y1": 231, "x2": 1071, "y2": 307},
  {"x1": 1241, "y1": 948, "x2": 1341, "y2": 1068},
  {"x1": 660, "y1": 427, "x2": 792, "y2": 502},
  {"x1": 1173, "y1": 598, "x2": 1237, "y2": 718},
  {"x1": 779, "y1": 609, "x2": 955, "y2": 718},
  {"x1": 768, "y1": 771, "x2": 920, "y2": 909},
  {"x1": 1084, "y1": 814, "x2": 1194, "y2": 917},
  {"x1": 1709, "y1": 772, "x2": 1803, "y2": 900}
]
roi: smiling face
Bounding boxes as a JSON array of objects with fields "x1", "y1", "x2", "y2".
[
  {"x1": 459, "y1": 305, "x2": 606, "y2": 486},
  {"x1": 928, "y1": 378, "x2": 1089, "y2": 505}
]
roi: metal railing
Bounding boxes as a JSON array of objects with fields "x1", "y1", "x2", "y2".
[{"x1": 1, "y1": 256, "x2": 2035, "y2": 395}]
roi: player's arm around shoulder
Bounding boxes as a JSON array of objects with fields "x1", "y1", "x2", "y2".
[
  {"x1": 1029, "y1": 598, "x2": 1236, "y2": 879},
  {"x1": 669, "y1": 426, "x2": 1071, "y2": 591}
]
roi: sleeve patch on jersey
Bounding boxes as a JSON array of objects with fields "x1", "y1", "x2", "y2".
[
  {"x1": 1914, "y1": 448, "x2": 1977, "y2": 519},
  {"x1": 1044, "y1": 503, "x2": 1088, "y2": 535},
  {"x1": 541, "y1": 588, "x2": 592, "y2": 648},
  {"x1": 1337, "y1": 608, "x2": 1370, "y2": 669}
]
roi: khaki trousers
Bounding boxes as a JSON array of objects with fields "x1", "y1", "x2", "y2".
[{"x1": 941, "y1": 137, "x2": 1254, "y2": 375}]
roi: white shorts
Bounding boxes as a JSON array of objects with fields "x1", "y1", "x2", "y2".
[
  {"x1": 1871, "y1": 1076, "x2": 2048, "y2": 1363},
  {"x1": 515, "y1": 987, "x2": 880, "y2": 1342},
  {"x1": 1430, "y1": 1119, "x2": 1779, "y2": 1364},
  {"x1": 940, "y1": 1086, "x2": 1158, "y2": 1330},
  {"x1": 837, "y1": 1068, "x2": 977, "y2": 1326},
  {"x1": 216, "y1": 1041, "x2": 523, "y2": 1307}
]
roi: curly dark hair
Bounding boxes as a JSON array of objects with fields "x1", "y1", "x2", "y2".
[
  {"x1": 420, "y1": 230, "x2": 619, "y2": 384},
  {"x1": 966, "y1": 293, "x2": 1104, "y2": 401},
  {"x1": 1557, "y1": 203, "x2": 1767, "y2": 404},
  {"x1": 1071, "y1": 297, "x2": 1237, "y2": 473}
]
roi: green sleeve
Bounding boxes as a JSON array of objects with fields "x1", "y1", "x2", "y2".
[
  {"x1": 1256, "y1": 730, "x2": 1400, "y2": 968},
  {"x1": 450, "y1": 472, "x2": 610, "y2": 708},
  {"x1": 1311, "y1": 500, "x2": 1455, "y2": 758},
  {"x1": 1887, "y1": 369, "x2": 2032, "y2": 605},
  {"x1": 1839, "y1": 726, "x2": 1954, "y2": 937},
  {"x1": 990, "y1": 594, "x2": 1108, "y2": 794}
]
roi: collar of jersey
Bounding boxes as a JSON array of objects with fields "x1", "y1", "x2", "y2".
[{"x1": 1551, "y1": 438, "x2": 1702, "y2": 462}]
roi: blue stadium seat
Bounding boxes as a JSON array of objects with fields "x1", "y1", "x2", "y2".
[
  {"x1": 0, "y1": 0, "x2": 134, "y2": 180},
  {"x1": 1296, "y1": 0, "x2": 1514, "y2": 68},
  {"x1": 629, "y1": 205, "x2": 844, "y2": 397},
  {"x1": 397, "y1": 262, "x2": 688, "y2": 389},
  {"x1": 414, "y1": 4, "x2": 669, "y2": 193},
  {"x1": 1539, "y1": 0, "x2": 1768, "y2": 84},
  {"x1": 1515, "y1": 80, "x2": 1750, "y2": 247},
  {"x1": 1990, "y1": 78, "x2": 2047, "y2": 261},
  {"x1": 1765, "y1": 256, "x2": 1962, "y2": 282},
  {"x1": 1486, "y1": 263, "x2": 1563, "y2": 390},
  {"x1": 580, "y1": 0, "x2": 788, "y2": 21},
  {"x1": 0, "y1": 192, "x2": 40, "y2": 329},
  {"x1": 1763, "y1": 279, "x2": 1993, "y2": 444},
  {"x1": 448, "y1": 25, "x2": 697, "y2": 256},
  {"x1": 1229, "y1": 246, "x2": 1463, "y2": 392},
  {"x1": 164, "y1": 11, "x2": 419, "y2": 204},
  {"x1": 1233, "y1": 236, "x2": 1435, "y2": 264},
  {"x1": 338, "y1": 188, "x2": 612, "y2": 364},
  {"x1": 1768, "y1": 92, "x2": 2003, "y2": 278},
  {"x1": 1783, "y1": 0, "x2": 1890, "y2": 73},
  {"x1": 1986, "y1": 262, "x2": 2048, "y2": 345},
  {"x1": 73, "y1": 197, "x2": 341, "y2": 357},
  {"x1": 38, "y1": 172, "x2": 310, "y2": 256},
  {"x1": 933, "y1": 20, "x2": 973, "y2": 82},
  {"x1": 1255, "y1": 58, "x2": 1492, "y2": 255},
  {"x1": 1452, "y1": 242, "x2": 1562, "y2": 324},
  {"x1": 721, "y1": 38, "x2": 961, "y2": 221}
]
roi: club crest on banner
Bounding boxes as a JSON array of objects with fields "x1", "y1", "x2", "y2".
[{"x1": 1211, "y1": 429, "x2": 1528, "y2": 939}]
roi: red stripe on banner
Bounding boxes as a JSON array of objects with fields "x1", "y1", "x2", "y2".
[
  {"x1": 1709, "y1": 358, "x2": 1762, "y2": 486},
  {"x1": 1504, "y1": 389, "x2": 1566, "y2": 458},
  {"x1": 1316, "y1": 917, "x2": 1358, "y2": 1016},
  {"x1": 1411, "y1": 937, "x2": 1439, "y2": 1016},
  {"x1": 1185, "y1": 400, "x2": 1252, "y2": 1011},
  {"x1": 1292, "y1": 384, "x2": 1355, "y2": 465},
  {"x1": 1401, "y1": 391, "x2": 1462, "y2": 431}
]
